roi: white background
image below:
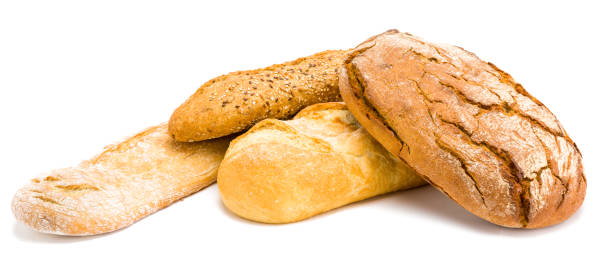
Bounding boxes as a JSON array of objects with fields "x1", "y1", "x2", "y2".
[{"x1": 1, "y1": 0, "x2": 610, "y2": 260}]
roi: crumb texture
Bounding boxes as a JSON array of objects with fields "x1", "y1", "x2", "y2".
[
  {"x1": 12, "y1": 123, "x2": 230, "y2": 235},
  {"x1": 169, "y1": 50, "x2": 347, "y2": 141},
  {"x1": 339, "y1": 30, "x2": 585, "y2": 228},
  {"x1": 217, "y1": 102, "x2": 426, "y2": 223}
]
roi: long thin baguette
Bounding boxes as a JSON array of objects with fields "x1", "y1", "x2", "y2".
[
  {"x1": 169, "y1": 50, "x2": 348, "y2": 142},
  {"x1": 217, "y1": 102, "x2": 426, "y2": 223},
  {"x1": 12, "y1": 123, "x2": 230, "y2": 235}
]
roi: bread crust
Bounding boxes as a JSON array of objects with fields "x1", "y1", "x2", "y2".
[
  {"x1": 217, "y1": 102, "x2": 426, "y2": 223},
  {"x1": 12, "y1": 123, "x2": 230, "y2": 235},
  {"x1": 169, "y1": 50, "x2": 348, "y2": 142},
  {"x1": 339, "y1": 30, "x2": 586, "y2": 228}
]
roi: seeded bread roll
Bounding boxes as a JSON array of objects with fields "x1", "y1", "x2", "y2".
[
  {"x1": 169, "y1": 50, "x2": 348, "y2": 142},
  {"x1": 339, "y1": 30, "x2": 586, "y2": 228},
  {"x1": 12, "y1": 123, "x2": 230, "y2": 235},
  {"x1": 217, "y1": 102, "x2": 426, "y2": 223}
]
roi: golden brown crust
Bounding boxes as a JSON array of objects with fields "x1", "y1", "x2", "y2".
[
  {"x1": 169, "y1": 50, "x2": 348, "y2": 142},
  {"x1": 217, "y1": 102, "x2": 426, "y2": 223},
  {"x1": 339, "y1": 30, "x2": 586, "y2": 228},
  {"x1": 12, "y1": 123, "x2": 230, "y2": 235}
]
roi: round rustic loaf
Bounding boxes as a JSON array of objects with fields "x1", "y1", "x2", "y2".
[{"x1": 339, "y1": 30, "x2": 586, "y2": 228}]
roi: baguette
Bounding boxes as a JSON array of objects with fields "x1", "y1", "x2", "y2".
[
  {"x1": 217, "y1": 102, "x2": 426, "y2": 223},
  {"x1": 12, "y1": 123, "x2": 230, "y2": 235},
  {"x1": 339, "y1": 30, "x2": 586, "y2": 228},
  {"x1": 169, "y1": 50, "x2": 348, "y2": 142}
]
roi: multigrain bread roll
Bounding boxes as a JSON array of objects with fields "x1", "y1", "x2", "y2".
[
  {"x1": 12, "y1": 123, "x2": 230, "y2": 235},
  {"x1": 217, "y1": 102, "x2": 426, "y2": 223},
  {"x1": 169, "y1": 50, "x2": 348, "y2": 142},
  {"x1": 339, "y1": 30, "x2": 586, "y2": 228}
]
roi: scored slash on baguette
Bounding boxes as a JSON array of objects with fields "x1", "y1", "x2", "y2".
[
  {"x1": 169, "y1": 50, "x2": 348, "y2": 142},
  {"x1": 12, "y1": 123, "x2": 230, "y2": 235}
]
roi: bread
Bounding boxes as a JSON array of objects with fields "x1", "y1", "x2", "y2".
[
  {"x1": 217, "y1": 102, "x2": 426, "y2": 223},
  {"x1": 12, "y1": 123, "x2": 230, "y2": 235},
  {"x1": 339, "y1": 30, "x2": 586, "y2": 228},
  {"x1": 169, "y1": 50, "x2": 348, "y2": 142}
]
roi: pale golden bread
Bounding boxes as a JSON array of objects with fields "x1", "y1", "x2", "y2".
[
  {"x1": 339, "y1": 30, "x2": 586, "y2": 228},
  {"x1": 12, "y1": 123, "x2": 230, "y2": 235},
  {"x1": 217, "y1": 102, "x2": 426, "y2": 223},
  {"x1": 169, "y1": 50, "x2": 348, "y2": 142}
]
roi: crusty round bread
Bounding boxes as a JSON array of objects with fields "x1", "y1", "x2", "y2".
[
  {"x1": 217, "y1": 102, "x2": 426, "y2": 223},
  {"x1": 12, "y1": 123, "x2": 230, "y2": 235},
  {"x1": 338, "y1": 30, "x2": 586, "y2": 228},
  {"x1": 169, "y1": 50, "x2": 348, "y2": 142}
]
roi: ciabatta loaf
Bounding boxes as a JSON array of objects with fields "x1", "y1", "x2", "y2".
[
  {"x1": 12, "y1": 123, "x2": 230, "y2": 235},
  {"x1": 217, "y1": 102, "x2": 426, "y2": 223}
]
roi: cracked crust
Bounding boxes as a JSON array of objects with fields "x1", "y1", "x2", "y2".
[
  {"x1": 169, "y1": 50, "x2": 348, "y2": 142},
  {"x1": 339, "y1": 30, "x2": 586, "y2": 228},
  {"x1": 217, "y1": 102, "x2": 426, "y2": 223},
  {"x1": 12, "y1": 123, "x2": 231, "y2": 235}
]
